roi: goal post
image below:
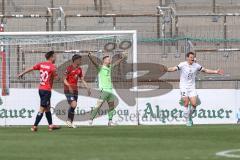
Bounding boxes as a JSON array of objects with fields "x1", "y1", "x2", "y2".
[
  {"x1": 0, "y1": 30, "x2": 137, "y2": 91},
  {"x1": 0, "y1": 30, "x2": 138, "y2": 125}
]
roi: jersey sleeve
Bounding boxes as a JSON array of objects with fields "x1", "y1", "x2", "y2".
[
  {"x1": 110, "y1": 65, "x2": 113, "y2": 71},
  {"x1": 176, "y1": 62, "x2": 184, "y2": 70},
  {"x1": 64, "y1": 66, "x2": 71, "y2": 76},
  {"x1": 32, "y1": 63, "x2": 41, "y2": 70},
  {"x1": 196, "y1": 63, "x2": 204, "y2": 71},
  {"x1": 96, "y1": 65, "x2": 101, "y2": 72}
]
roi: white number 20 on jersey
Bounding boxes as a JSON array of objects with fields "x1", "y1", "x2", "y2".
[{"x1": 40, "y1": 70, "x2": 49, "y2": 84}]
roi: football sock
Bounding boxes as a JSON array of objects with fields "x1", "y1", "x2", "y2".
[
  {"x1": 91, "y1": 107, "x2": 100, "y2": 120},
  {"x1": 108, "y1": 108, "x2": 115, "y2": 121},
  {"x1": 183, "y1": 106, "x2": 189, "y2": 118},
  {"x1": 34, "y1": 112, "x2": 43, "y2": 126},
  {"x1": 68, "y1": 107, "x2": 75, "y2": 122},
  {"x1": 45, "y1": 111, "x2": 53, "y2": 125},
  {"x1": 190, "y1": 107, "x2": 196, "y2": 117},
  {"x1": 90, "y1": 101, "x2": 103, "y2": 120}
]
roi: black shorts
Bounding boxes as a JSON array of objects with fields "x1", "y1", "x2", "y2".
[
  {"x1": 65, "y1": 93, "x2": 78, "y2": 103},
  {"x1": 39, "y1": 90, "x2": 51, "y2": 108}
]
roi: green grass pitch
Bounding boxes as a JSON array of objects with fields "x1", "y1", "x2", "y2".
[{"x1": 0, "y1": 125, "x2": 240, "y2": 160}]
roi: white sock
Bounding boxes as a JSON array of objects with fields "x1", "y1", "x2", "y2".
[
  {"x1": 189, "y1": 107, "x2": 196, "y2": 117},
  {"x1": 183, "y1": 106, "x2": 189, "y2": 118}
]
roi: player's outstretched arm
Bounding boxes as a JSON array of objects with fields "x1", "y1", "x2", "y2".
[
  {"x1": 88, "y1": 52, "x2": 100, "y2": 68},
  {"x1": 17, "y1": 67, "x2": 34, "y2": 79},
  {"x1": 113, "y1": 51, "x2": 128, "y2": 67},
  {"x1": 201, "y1": 68, "x2": 224, "y2": 75},
  {"x1": 80, "y1": 77, "x2": 91, "y2": 96},
  {"x1": 162, "y1": 66, "x2": 178, "y2": 72}
]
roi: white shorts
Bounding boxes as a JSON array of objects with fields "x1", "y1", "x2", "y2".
[{"x1": 180, "y1": 87, "x2": 197, "y2": 98}]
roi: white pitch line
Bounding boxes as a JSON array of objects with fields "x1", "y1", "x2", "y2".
[{"x1": 216, "y1": 149, "x2": 240, "y2": 158}]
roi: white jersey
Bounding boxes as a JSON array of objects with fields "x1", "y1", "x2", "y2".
[{"x1": 177, "y1": 61, "x2": 203, "y2": 89}]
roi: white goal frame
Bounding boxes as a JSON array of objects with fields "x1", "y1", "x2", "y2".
[
  {"x1": 0, "y1": 29, "x2": 138, "y2": 89},
  {"x1": 0, "y1": 30, "x2": 139, "y2": 125}
]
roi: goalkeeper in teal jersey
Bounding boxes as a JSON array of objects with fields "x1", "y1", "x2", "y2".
[{"x1": 88, "y1": 51, "x2": 127, "y2": 126}]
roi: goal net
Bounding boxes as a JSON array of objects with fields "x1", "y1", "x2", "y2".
[{"x1": 0, "y1": 31, "x2": 137, "y2": 96}]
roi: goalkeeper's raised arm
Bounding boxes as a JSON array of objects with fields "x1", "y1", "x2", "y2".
[{"x1": 88, "y1": 52, "x2": 100, "y2": 68}]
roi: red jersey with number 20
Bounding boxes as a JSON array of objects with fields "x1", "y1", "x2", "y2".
[
  {"x1": 33, "y1": 61, "x2": 57, "y2": 91},
  {"x1": 64, "y1": 65, "x2": 83, "y2": 93}
]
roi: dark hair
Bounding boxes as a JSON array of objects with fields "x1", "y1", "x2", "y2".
[
  {"x1": 186, "y1": 52, "x2": 195, "y2": 57},
  {"x1": 102, "y1": 55, "x2": 110, "y2": 60},
  {"x1": 72, "y1": 54, "x2": 82, "y2": 62},
  {"x1": 45, "y1": 51, "x2": 55, "y2": 60}
]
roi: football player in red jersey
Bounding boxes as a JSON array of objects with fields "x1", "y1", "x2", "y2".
[
  {"x1": 64, "y1": 54, "x2": 91, "y2": 128},
  {"x1": 18, "y1": 51, "x2": 60, "y2": 132}
]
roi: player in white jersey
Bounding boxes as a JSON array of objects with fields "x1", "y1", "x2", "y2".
[{"x1": 164, "y1": 52, "x2": 224, "y2": 126}]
